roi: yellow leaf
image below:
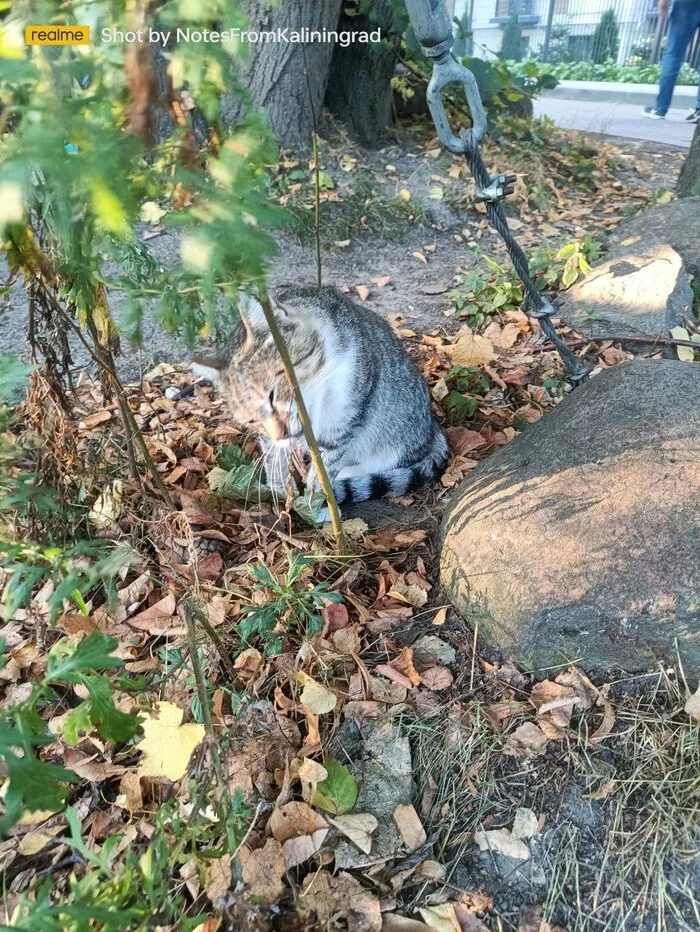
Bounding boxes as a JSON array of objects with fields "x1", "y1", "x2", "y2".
[
  {"x1": 296, "y1": 672, "x2": 337, "y2": 714},
  {"x1": 89, "y1": 480, "x2": 123, "y2": 530},
  {"x1": 91, "y1": 182, "x2": 130, "y2": 238},
  {"x1": 670, "y1": 326, "x2": 695, "y2": 362},
  {"x1": 137, "y1": 701, "x2": 205, "y2": 781},
  {"x1": 140, "y1": 201, "x2": 167, "y2": 224},
  {"x1": 447, "y1": 330, "x2": 494, "y2": 366},
  {"x1": 398, "y1": 188, "x2": 411, "y2": 202},
  {"x1": 17, "y1": 826, "x2": 62, "y2": 856},
  {"x1": 355, "y1": 284, "x2": 370, "y2": 301}
]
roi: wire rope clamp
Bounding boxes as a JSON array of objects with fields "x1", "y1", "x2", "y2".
[{"x1": 475, "y1": 173, "x2": 517, "y2": 203}]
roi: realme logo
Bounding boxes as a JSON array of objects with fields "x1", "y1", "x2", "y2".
[{"x1": 25, "y1": 25, "x2": 90, "y2": 46}]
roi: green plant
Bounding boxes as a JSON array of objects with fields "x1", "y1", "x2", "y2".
[
  {"x1": 0, "y1": 630, "x2": 142, "y2": 832},
  {"x1": 239, "y1": 551, "x2": 344, "y2": 655},
  {"x1": 444, "y1": 366, "x2": 492, "y2": 425},
  {"x1": 530, "y1": 235, "x2": 601, "y2": 289},
  {"x1": 591, "y1": 9, "x2": 620, "y2": 65},
  {"x1": 501, "y1": 10, "x2": 524, "y2": 63}
]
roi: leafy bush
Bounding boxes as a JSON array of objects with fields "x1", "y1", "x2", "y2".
[
  {"x1": 509, "y1": 57, "x2": 700, "y2": 87},
  {"x1": 591, "y1": 8, "x2": 619, "y2": 65}
]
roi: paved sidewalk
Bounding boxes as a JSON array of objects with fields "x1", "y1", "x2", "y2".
[
  {"x1": 544, "y1": 78, "x2": 697, "y2": 107},
  {"x1": 534, "y1": 96, "x2": 695, "y2": 147}
]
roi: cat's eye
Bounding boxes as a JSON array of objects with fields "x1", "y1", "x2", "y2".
[{"x1": 268, "y1": 389, "x2": 275, "y2": 407}]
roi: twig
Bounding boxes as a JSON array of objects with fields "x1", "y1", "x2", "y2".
[
  {"x1": 34, "y1": 275, "x2": 176, "y2": 508},
  {"x1": 533, "y1": 332, "x2": 700, "y2": 353},
  {"x1": 301, "y1": 43, "x2": 322, "y2": 291},
  {"x1": 257, "y1": 286, "x2": 345, "y2": 551},
  {"x1": 184, "y1": 601, "x2": 239, "y2": 878},
  {"x1": 187, "y1": 598, "x2": 238, "y2": 682}
]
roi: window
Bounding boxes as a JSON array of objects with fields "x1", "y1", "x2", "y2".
[{"x1": 495, "y1": 0, "x2": 534, "y2": 16}]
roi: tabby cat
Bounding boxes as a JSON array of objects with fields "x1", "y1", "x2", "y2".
[{"x1": 193, "y1": 285, "x2": 448, "y2": 509}]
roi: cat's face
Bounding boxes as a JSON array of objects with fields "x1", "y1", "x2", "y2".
[
  {"x1": 225, "y1": 339, "x2": 297, "y2": 441},
  {"x1": 195, "y1": 297, "x2": 325, "y2": 442}
]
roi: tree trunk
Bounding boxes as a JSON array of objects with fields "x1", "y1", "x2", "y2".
[
  {"x1": 677, "y1": 122, "x2": 700, "y2": 198},
  {"x1": 221, "y1": 0, "x2": 343, "y2": 149},
  {"x1": 324, "y1": 0, "x2": 398, "y2": 146}
]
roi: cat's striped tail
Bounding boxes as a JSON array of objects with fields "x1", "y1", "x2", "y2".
[{"x1": 332, "y1": 427, "x2": 450, "y2": 507}]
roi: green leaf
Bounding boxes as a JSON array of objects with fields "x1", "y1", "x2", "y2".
[
  {"x1": 312, "y1": 759, "x2": 358, "y2": 815},
  {"x1": 46, "y1": 629, "x2": 124, "y2": 684},
  {"x1": 0, "y1": 748, "x2": 78, "y2": 832},
  {"x1": 291, "y1": 490, "x2": 328, "y2": 526}
]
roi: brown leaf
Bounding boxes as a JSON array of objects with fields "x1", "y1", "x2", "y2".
[
  {"x1": 301, "y1": 870, "x2": 382, "y2": 931},
  {"x1": 328, "y1": 812, "x2": 378, "y2": 855},
  {"x1": 62, "y1": 749, "x2": 126, "y2": 781},
  {"x1": 420, "y1": 665, "x2": 453, "y2": 692},
  {"x1": 502, "y1": 722, "x2": 548, "y2": 759},
  {"x1": 447, "y1": 329, "x2": 494, "y2": 366},
  {"x1": 116, "y1": 772, "x2": 143, "y2": 814},
  {"x1": 474, "y1": 827, "x2": 530, "y2": 860},
  {"x1": 127, "y1": 593, "x2": 177, "y2": 634},
  {"x1": 239, "y1": 839, "x2": 285, "y2": 904},
  {"x1": 282, "y1": 828, "x2": 328, "y2": 869},
  {"x1": 685, "y1": 686, "x2": 700, "y2": 722},
  {"x1": 446, "y1": 427, "x2": 487, "y2": 456},
  {"x1": 79, "y1": 409, "x2": 112, "y2": 430},
  {"x1": 393, "y1": 803, "x2": 427, "y2": 852},
  {"x1": 356, "y1": 284, "x2": 370, "y2": 301},
  {"x1": 322, "y1": 601, "x2": 349, "y2": 634},
  {"x1": 205, "y1": 853, "x2": 231, "y2": 904},
  {"x1": 269, "y1": 801, "x2": 328, "y2": 844},
  {"x1": 371, "y1": 275, "x2": 391, "y2": 288}
]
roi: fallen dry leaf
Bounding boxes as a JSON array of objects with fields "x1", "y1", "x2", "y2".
[
  {"x1": 474, "y1": 827, "x2": 530, "y2": 860},
  {"x1": 269, "y1": 801, "x2": 328, "y2": 844},
  {"x1": 420, "y1": 665, "x2": 453, "y2": 691},
  {"x1": 137, "y1": 701, "x2": 205, "y2": 781},
  {"x1": 511, "y1": 807, "x2": 539, "y2": 840},
  {"x1": 239, "y1": 840, "x2": 285, "y2": 904},
  {"x1": 502, "y1": 722, "x2": 548, "y2": 758},
  {"x1": 356, "y1": 284, "x2": 370, "y2": 301},
  {"x1": 685, "y1": 686, "x2": 700, "y2": 722},
  {"x1": 393, "y1": 803, "x2": 427, "y2": 852},
  {"x1": 329, "y1": 812, "x2": 378, "y2": 855},
  {"x1": 205, "y1": 853, "x2": 231, "y2": 904},
  {"x1": 297, "y1": 672, "x2": 337, "y2": 715},
  {"x1": 447, "y1": 329, "x2": 494, "y2": 366},
  {"x1": 301, "y1": 870, "x2": 382, "y2": 931}
]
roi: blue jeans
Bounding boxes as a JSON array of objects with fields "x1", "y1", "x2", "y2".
[{"x1": 656, "y1": 1, "x2": 700, "y2": 114}]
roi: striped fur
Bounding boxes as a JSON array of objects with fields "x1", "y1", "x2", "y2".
[{"x1": 193, "y1": 285, "x2": 449, "y2": 508}]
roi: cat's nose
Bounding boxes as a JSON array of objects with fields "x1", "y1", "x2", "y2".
[{"x1": 263, "y1": 413, "x2": 289, "y2": 441}]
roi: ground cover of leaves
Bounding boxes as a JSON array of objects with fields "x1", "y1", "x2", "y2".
[{"x1": 2, "y1": 119, "x2": 699, "y2": 931}]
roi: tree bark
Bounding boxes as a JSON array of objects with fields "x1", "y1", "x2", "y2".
[
  {"x1": 677, "y1": 122, "x2": 700, "y2": 198},
  {"x1": 324, "y1": 0, "x2": 398, "y2": 146},
  {"x1": 221, "y1": 0, "x2": 343, "y2": 149}
]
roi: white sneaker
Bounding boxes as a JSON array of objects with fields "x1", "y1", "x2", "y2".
[
  {"x1": 643, "y1": 106, "x2": 665, "y2": 120},
  {"x1": 685, "y1": 108, "x2": 700, "y2": 123}
]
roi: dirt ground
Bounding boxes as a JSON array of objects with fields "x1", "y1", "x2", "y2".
[
  {"x1": 3, "y1": 120, "x2": 696, "y2": 931},
  {"x1": 0, "y1": 124, "x2": 685, "y2": 384}
]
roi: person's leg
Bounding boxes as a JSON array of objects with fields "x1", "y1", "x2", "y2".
[{"x1": 656, "y1": 2, "x2": 697, "y2": 115}]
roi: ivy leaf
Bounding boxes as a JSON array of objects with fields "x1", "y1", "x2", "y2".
[{"x1": 312, "y1": 759, "x2": 358, "y2": 815}]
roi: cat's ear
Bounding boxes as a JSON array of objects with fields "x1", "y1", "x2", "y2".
[
  {"x1": 191, "y1": 346, "x2": 230, "y2": 390},
  {"x1": 240, "y1": 293, "x2": 294, "y2": 334}
]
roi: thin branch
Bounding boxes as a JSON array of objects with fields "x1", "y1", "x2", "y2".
[
  {"x1": 301, "y1": 42, "x2": 322, "y2": 291},
  {"x1": 184, "y1": 600, "x2": 239, "y2": 876},
  {"x1": 257, "y1": 286, "x2": 345, "y2": 550},
  {"x1": 534, "y1": 332, "x2": 700, "y2": 353},
  {"x1": 35, "y1": 277, "x2": 176, "y2": 508}
]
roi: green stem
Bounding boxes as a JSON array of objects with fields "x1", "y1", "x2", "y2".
[
  {"x1": 257, "y1": 286, "x2": 345, "y2": 551},
  {"x1": 312, "y1": 131, "x2": 322, "y2": 291}
]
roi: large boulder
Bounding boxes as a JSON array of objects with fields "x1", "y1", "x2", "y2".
[
  {"x1": 615, "y1": 196, "x2": 700, "y2": 278},
  {"x1": 441, "y1": 360, "x2": 700, "y2": 679},
  {"x1": 557, "y1": 241, "x2": 693, "y2": 341}
]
